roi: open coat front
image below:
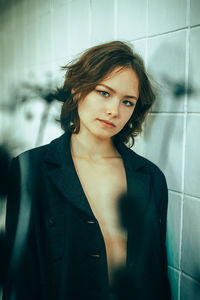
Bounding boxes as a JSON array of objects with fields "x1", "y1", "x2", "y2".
[{"x1": 4, "y1": 131, "x2": 171, "y2": 300}]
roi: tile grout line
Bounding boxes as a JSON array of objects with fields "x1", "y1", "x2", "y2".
[
  {"x1": 145, "y1": 0, "x2": 149, "y2": 65},
  {"x1": 114, "y1": 0, "x2": 118, "y2": 40},
  {"x1": 130, "y1": 23, "x2": 200, "y2": 45},
  {"x1": 130, "y1": 26, "x2": 192, "y2": 42},
  {"x1": 168, "y1": 189, "x2": 200, "y2": 201},
  {"x1": 50, "y1": 0, "x2": 54, "y2": 71},
  {"x1": 88, "y1": 0, "x2": 92, "y2": 45},
  {"x1": 178, "y1": 0, "x2": 191, "y2": 296},
  {"x1": 181, "y1": 270, "x2": 200, "y2": 285}
]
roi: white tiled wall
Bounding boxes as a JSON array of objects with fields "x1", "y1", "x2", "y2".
[
  {"x1": 91, "y1": 0, "x2": 115, "y2": 44},
  {"x1": 0, "y1": 0, "x2": 200, "y2": 299},
  {"x1": 148, "y1": 0, "x2": 188, "y2": 35},
  {"x1": 68, "y1": 0, "x2": 91, "y2": 56},
  {"x1": 185, "y1": 115, "x2": 200, "y2": 197},
  {"x1": 167, "y1": 192, "x2": 182, "y2": 270},
  {"x1": 117, "y1": 0, "x2": 148, "y2": 40},
  {"x1": 180, "y1": 273, "x2": 200, "y2": 300},
  {"x1": 190, "y1": 0, "x2": 200, "y2": 26},
  {"x1": 168, "y1": 266, "x2": 180, "y2": 300},
  {"x1": 188, "y1": 27, "x2": 200, "y2": 112},
  {"x1": 147, "y1": 31, "x2": 187, "y2": 112}
]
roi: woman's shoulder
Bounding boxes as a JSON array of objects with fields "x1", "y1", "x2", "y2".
[
  {"x1": 122, "y1": 144, "x2": 166, "y2": 182},
  {"x1": 11, "y1": 134, "x2": 67, "y2": 174},
  {"x1": 16, "y1": 133, "x2": 66, "y2": 160}
]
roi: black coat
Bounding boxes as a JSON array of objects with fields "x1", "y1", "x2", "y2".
[{"x1": 3, "y1": 131, "x2": 171, "y2": 300}]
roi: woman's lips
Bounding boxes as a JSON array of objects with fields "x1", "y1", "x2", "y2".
[{"x1": 97, "y1": 119, "x2": 115, "y2": 128}]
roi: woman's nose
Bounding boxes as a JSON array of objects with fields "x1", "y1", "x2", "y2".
[{"x1": 105, "y1": 98, "x2": 120, "y2": 117}]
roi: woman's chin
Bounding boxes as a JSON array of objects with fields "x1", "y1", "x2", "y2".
[{"x1": 90, "y1": 129, "x2": 115, "y2": 141}]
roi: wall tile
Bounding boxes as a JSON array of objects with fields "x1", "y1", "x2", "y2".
[
  {"x1": 0, "y1": 111, "x2": 15, "y2": 143},
  {"x1": 147, "y1": 31, "x2": 186, "y2": 112},
  {"x1": 14, "y1": 98, "x2": 46, "y2": 153},
  {"x1": 0, "y1": 35, "x2": 3, "y2": 74},
  {"x1": 180, "y1": 273, "x2": 200, "y2": 300},
  {"x1": 36, "y1": 63, "x2": 54, "y2": 86},
  {"x1": 133, "y1": 114, "x2": 184, "y2": 192},
  {"x1": 0, "y1": 11, "x2": 6, "y2": 32},
  {"x1": 182, "y1": 196, "x2": 200, "y2": 281},
  {"x1": 3, "y1": 33, "x2": 15, "y2": 69},
  {"x1": 14, "y1": 28, "x2": 25, "y2": 74},
  {"x1": 37, "y1": 13, "x2": 53, "y2": 65},
  {"x1": 168, "y1": 267, "x2": 180, "y2": 300},
  {"x1": 52, "y1": 4, "x2": 69, "y2": 60},
  {"x1": 42, "y1": 101, "x2": 63, "y2": 145},
  {"x1": 24, "y1": 0, "x2": 38, "y2": 25},
  {"x1": 35, "y1": 0, "x2": 52, "y2": 19},
  {"x1": 1, "y1": 26, "x2": 15, "y2": 102},
  {"x1": 10, "y1": 30, "x2": 17, "y2": 67},
  {"x1": 14, "y1": 0, "x2": 26, "y2": 31},
  {"x1": 0, "y1": 29, "x2": 6, "y2": 71},
  {"x1": 68, "y1": 0, "x2": 90, "y2": 56},
  {"x1": 133, "y1": 132, "x2": 145, "y2": 157},
  {"x1": 24, "y1": 0, "x2": 51, "y2": 23},
  {"x1": 52, "y1": 0, "x2": 67, "y2": 7},
  {"x1": 52, "y1": 58, "x2": 69, "y2": 86},
  {"x1": 117, "y1": 0, "x2": 148, "y2": 40},
  {"x1": 148, "y1": 0, "x2": 187, "y2": 35},
  {"x1": 167, "y1": 192, "x2": 182, "y2": 269},
  {"x1": 0, "y1": 76, "x2": 6, "y2": 106},
  {"x1": 131, "y1": 39, "x2": 147, "y2": 65},
  {"x1": 12, "y1": 0, "x2": 25, "y2": 77},
  {"x1": 1, "y1": 3, "x2": 14, "y2": 33},
  {"x1": 188, "y1": 27, "x2": 200, "y2": 112},
  {"x1": 24, "y1": 22, "x2": 38, "y2": 68},
  {"x1": 185, "y1": 115, "x2": 200, "y2": 197},
  {"x1": 91, "y1": 0, "x2": 115, "y2": 44},
  {"x1": 5, "y1": 0, "x2": 16, "y2": 32},
  {"x1": 190, "y1": 0, "x2": 200, "y2": 26}
]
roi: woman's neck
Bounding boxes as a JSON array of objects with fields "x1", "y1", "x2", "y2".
[{"x1": 70, "y1": 131, "x2": 119, "y2": 161}]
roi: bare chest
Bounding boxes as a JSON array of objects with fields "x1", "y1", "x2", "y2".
[{"x1": 73, "y1": 157, "x2": 127, "y2": 280}]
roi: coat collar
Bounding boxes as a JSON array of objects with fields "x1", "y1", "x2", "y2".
[
  {"x1": 44, "y1": 131, "x2": 150, "y2": 218},
  {"x1": 44, "y1": 131, "x2": 148, "y2": 171},
  {"x1": 44, "y1": 131, "x2": 94, "y2": 217}
]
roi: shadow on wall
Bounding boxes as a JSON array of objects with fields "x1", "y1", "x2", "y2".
[
  {"x1": 0, "y1": 72, "x2": 62, "y2": 156},
  {"x1": 142, "y1": 41, "x2": 200, "y2": 299},
  {"x1": 143, "y1": 41, "x2": 196, "y2": 172}
]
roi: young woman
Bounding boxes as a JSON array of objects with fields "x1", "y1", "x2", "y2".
[{"x1": 4, "y1": 41, "x2": 171, "y2": 299}]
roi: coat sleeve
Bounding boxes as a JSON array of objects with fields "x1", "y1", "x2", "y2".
[{"x1": 3, "y1": 156, "x2": 42, "y2": 300}]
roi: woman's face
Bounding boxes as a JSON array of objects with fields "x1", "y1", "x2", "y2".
[{"x1": 77, "y1": 67, "x2": 139, "y2": 140}]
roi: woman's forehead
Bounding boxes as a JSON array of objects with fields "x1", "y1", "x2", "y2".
[{"x1": 98, "y1": 67, "x2": 139, "y2": 98}]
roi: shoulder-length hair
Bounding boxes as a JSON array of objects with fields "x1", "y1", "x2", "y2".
[{"x1": 57, "y1": 41, "x2": 155, "y2": 147}]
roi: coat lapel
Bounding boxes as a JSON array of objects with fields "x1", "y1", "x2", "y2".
[
  {"x1": 44, "y1": 132, "x2": 151, "y2": 221},
  {"x1": 44, "y1": 132, "x2": 94, "y2": 217},
  {"x1": 116, "y1": 142, "x2": 151, "y2": 267},
  {"x1": 116, "y1": 141, "x2": 151, "y2": 216}
]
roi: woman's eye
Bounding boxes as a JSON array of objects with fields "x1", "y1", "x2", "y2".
[
  {"x1": 97, "y1": 90, "x2": 110, "y2": 97},
  {"x1": 123, "y1": 100, "x2": 134, "y2": 107}
]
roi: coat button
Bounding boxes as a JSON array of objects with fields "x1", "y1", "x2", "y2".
[
  {"x1": 48, "y1": 218, "x2": 55, "y2": 227},
  {"x1": 90, "y1": 254, "x2": 101, "y2": 258}
]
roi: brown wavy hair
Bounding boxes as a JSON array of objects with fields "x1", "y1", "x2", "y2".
[{"x1": 57, "y1": 41, "x2": 155, "y2": 147}]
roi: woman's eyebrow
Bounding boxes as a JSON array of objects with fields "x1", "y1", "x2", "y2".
[{"x1": 97, "y1": 83, "x2": 138, "y2": 100}]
